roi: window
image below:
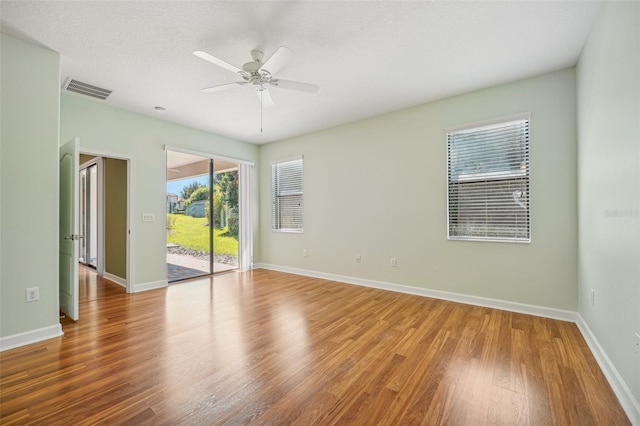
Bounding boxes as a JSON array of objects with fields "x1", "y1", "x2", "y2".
[
  {"x1": 272, "y1": 157, "x2": 303, "y2": 232},
  {"x1": 447, "y1": 115, "x2": 530, "y2": 242}
]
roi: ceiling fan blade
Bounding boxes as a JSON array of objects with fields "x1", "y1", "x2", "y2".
[
  {"x1": 271, "y1": 79, "x2": 319, "y2": 93},
  {"x1": 194, "y1": 50, "x2": 243, "y2": 75},
  {"x1": 202, "y1": 81, "x2": 247, "y2": 93},
  {"x1": 255, "y1": 88, "x2": 274, "y2": 107},
  {"x1": 260, "y1": 46, "x2": 293, "y2": 75}
]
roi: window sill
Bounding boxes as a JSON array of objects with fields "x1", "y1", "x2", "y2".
[{"x1": 272, "y1": 229, "x2": 304, "y2": 234}]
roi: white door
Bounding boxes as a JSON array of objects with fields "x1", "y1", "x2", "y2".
[{"x1": 59, "y1": 138, "x2": 80, "y2": 320}]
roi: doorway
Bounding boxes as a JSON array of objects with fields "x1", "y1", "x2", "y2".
[
  {"x1": 78, "y1": 153, "x2": 129, "y2": 287},
  {"x1": 166, "y1": 151, "x2": 240, "y2": 282},
  {"x1": 60, "y1": 141, "x2": 133, "y2": 322}
]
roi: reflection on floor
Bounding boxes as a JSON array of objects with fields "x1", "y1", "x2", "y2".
[
  {"x1": 167, "y1": 263, "x2": 210, "y2": 282},
  {"x1": 78, "y1": 264, "x2": 126, "y2": 303},
  {"x1": 61, "y1": 265, "x2": 127, "y2": 332},
  {"x1": 167, "y1": 252, "x2": 237, "y2": 283}
]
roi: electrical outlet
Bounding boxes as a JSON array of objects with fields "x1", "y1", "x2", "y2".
[
  {"x1": 635, "y1": 333, "x2": 640, "y2": 357},
  {"x1": 589, "y1": 289, "x2": 595, "y2": 306},
  {"x1": 303, "y1": 249, "x2": 308, "y2": 257},
  {"x1": 390, "y1": 257, "x2": 397, "y2": 267},
  {"x1": 355, "y1": 255, "x2": 361, "y2": 263},
  {"x1": 26, "y1": 287, "x2": 39, "y2": 302}
]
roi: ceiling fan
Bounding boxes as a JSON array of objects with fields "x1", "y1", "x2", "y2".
[{"x1": 193, "y1": 46, "x2": 319, "y2": 107}]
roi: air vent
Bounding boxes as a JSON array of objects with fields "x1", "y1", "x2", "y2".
[{"x1": 62, "y1": 78, "x2": 112, "y2": 100}]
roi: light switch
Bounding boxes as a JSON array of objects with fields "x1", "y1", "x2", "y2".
[{"x1": 142, "y1": 213, "x2": 155, "y2": 222}]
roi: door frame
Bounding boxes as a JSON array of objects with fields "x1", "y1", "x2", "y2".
[
  {"x1": 79, "y1": 147, "x2": 135, "y2": 293},
  {"x1": 79, "y1": 157, "x2": 104, "y2": 275}
]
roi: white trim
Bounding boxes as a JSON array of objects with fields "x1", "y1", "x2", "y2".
[
  {"x1": 0, "y1": 324, "x2": 63, "y2": 352},
  {"x1": 96, "y1": 157, "x2": 104, "y2": 276},
  {"x1": 576, "y1": 315, "x2": 640, "y2": 425},
  {"x1": 271, "y1": 228, "x2": 304, "y2": 234},
  {"x1": 448, "y1": 236, "x2": 531, "y2": 244},
  {"x1": 164, "y1": 144, "x2": 255, "y2": 167},
  {"x1": 78, "y1": 147, "x2": 132, "y2": 162},
  {"x1": 444, "y1": 112, "x2": 531, "y2": 134},
  {"x1": 253, "y1": 263, "x2": 576, "y2": 322},
  {"x1": 127, "y1": 157, "x2": 135, "y2": 293},
  {"x1": 103, "y1": 272, "x2": 127, "y2": 288},
  {"x1": 238, "y1": 163, "x2": 253, "y2": 271},
  {"x1": 270, "y1": 154, "x2": 303, "y2": 165},
  {"x1": 133, "y1": 279, "x2": 168, "y2": 293}
]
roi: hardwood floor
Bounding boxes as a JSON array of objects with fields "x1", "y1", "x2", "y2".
[{"x1": 0, "y1": 268, "x2": 629, "y2": 425}]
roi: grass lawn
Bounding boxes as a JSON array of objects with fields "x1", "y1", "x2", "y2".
[{"x1": 167, "y1": 214, "x2": 238, "y2": 256}]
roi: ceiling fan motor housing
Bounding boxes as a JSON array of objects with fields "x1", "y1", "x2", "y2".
[{"x1": 241, "y1": 53, "x2": 272, "y2": 86}]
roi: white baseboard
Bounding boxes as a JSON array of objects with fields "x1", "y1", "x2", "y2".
[
  {"x1": 133, "y1": 279, "x2": 168, "y2": 293},
  {"x1": 576, "y1": 315, "x2": 640, "y2": 425},
  {"x1": 103, "y1": 272, "x2": 126, "y2": 288},
  {"x1": 0, "y1": 323, "x2": 63, "y2": 352},
  {"x1": 254, "y1": 263, "x2": 576, "y2": 322}
]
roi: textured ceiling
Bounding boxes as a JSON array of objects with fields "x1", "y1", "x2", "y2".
[{"x1": 1, "y1": 1, "x2": 600, "y2": 144}]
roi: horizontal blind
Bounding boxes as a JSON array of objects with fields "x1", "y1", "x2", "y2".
[
  {"x1": 272, "y1": 158, "x2": 303, "y2": 231},
  {"x1": 447, "y1": 118, "x2": 530, "y2": 242}
]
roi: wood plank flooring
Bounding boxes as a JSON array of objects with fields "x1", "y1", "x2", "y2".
[{"x1": 0, "y1": 268, "x2": 630, "y2": 425}]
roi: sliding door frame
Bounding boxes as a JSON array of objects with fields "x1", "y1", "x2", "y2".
[
  {"x1": 209, "y1": 159, "x2": 215, "y2": 274},
  {"x1": 165, "y1": 145, "x2": 254, "y2": 272}
]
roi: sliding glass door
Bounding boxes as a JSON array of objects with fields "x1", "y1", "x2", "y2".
[
  {"x1": 212, "y1": 161, "x2": 239, "y2": 273},
  {"x1": 166, "y1": 152, "x2": 239, "y2": 282}
]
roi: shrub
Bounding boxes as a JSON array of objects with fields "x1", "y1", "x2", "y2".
[
  {"x1": 204, "y1": 201, "x2": 211, "y2": 225},
  {"x1": 184, "y1": 186, "x2": 209, "y2": 207},
  {"x1": 180, "y1": 182, "x2": 206, "y2": 201},
  {"x1": 228, "y1": 207, "x2": 239, "y2": 237},
  {"x1": 166, "y1": 214, "x2": 176, "y2": 230},
  {"x1": 212, "y1": 185, "x2": 223, "y2": 226}
]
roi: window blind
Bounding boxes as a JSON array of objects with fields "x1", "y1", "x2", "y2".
[
  {"x1": 272, "y1": 158, "x2": 303, "y2": 232},
  {"x1": 447, "y1": 117, "x2": 530, "y2": 242}
]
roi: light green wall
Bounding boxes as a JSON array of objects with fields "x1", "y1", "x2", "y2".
[
  {"x1": 104, "y1": 158, "x2": 127, "y2": 279},
  {"x1": 60, "y1": 94, "x2": 259, "y2": 288},
  {"x1": 259, "y1": 68, "x2": 578, "y2": 310},
  {"x1": 0, "y1": 34, "x2": 60, "y2": 336},
  {"x1": 576, "y1": 0, "x2": 640, "y2": 414}
]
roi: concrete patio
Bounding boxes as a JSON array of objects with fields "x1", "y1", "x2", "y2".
[{"x1": 167, "y1": 251, "x2": 237, "y2": 282}]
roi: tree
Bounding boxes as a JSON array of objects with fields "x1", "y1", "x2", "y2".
[
  {"x1": 180, "y1": 181, "x2": 206, "y2": 201},
  {"x1": 212, "y1": 185, "x2": 223, "y2": 226},
  {"x1": 216, "y1": 171, "x2": 238, "y2": 208},
  {"x1": 184, "y1": 186, "x2": 209, "y2": 207},
  {"x1": 215, "y1": 171, "x2": 239, "y2": 236}
]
